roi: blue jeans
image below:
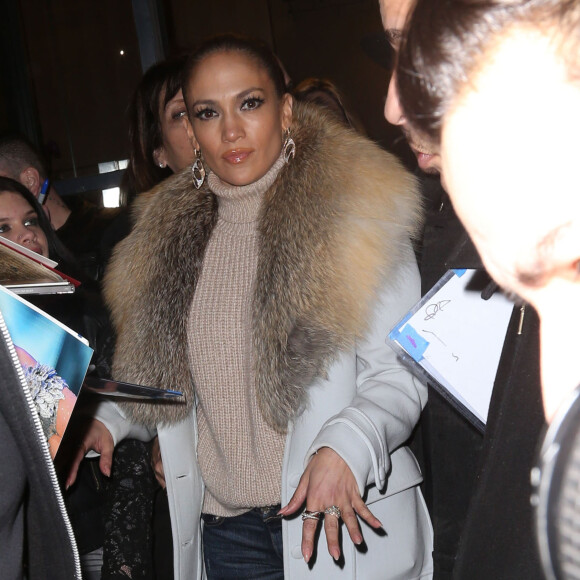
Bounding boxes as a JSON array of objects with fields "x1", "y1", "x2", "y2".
[{"x1": 202, "y1": 505, "x2": 284, "y2": 579}]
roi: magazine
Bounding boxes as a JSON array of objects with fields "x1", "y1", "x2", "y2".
[{"x1": 0, "y1": 285, "x2": 93, "y2": 457}]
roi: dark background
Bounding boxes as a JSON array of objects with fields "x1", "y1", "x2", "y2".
[{"x1": 0, "y1": 0, "x2": 412, "y2": 190}]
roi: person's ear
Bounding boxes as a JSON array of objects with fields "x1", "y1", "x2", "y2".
[
  {"x1": 522, "y1": 220, "x2": 580, "y2": 289},
  {"x1": 153, "y1": 147, "x2": 167, "y2": 169},
  {"x1": 554, "y1": 220, "x2": 580, "y2": 284},
  {"x1": 183, "y1": 116, "x2": 200, "y2": 151},
  {"x1": 281, "y1": 93, "x2": 293, "y2": 132},
  {"x1": 19, "y1": 167, "x2": 42, "y2": 196}
]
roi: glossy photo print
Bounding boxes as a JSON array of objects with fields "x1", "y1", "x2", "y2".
[{"x1": 0, "y1": 286, "x2": 93, "y2": 457}]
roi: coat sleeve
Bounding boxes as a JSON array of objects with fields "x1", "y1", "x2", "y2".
[
  {"x1": 305, "y1": 245, "x2": 427, "y2": 494},
  {"x1": 93, "y1": 399, "x2": 157, "y2": 446}
]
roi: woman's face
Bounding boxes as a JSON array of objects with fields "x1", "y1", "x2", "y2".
[
  {"x1": 185, "y1": 50, "x2": 292, "y2": 187},
  {"x1": 155, "y1": 88, "x2": 195, "y2": 173},
  {"x1": 0, "y1": 191, "x2": 49, "y2": 256}
]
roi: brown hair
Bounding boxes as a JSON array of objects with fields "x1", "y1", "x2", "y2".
[
  {"x1": 293, "y1": 78, "x2": 360, "y2": 131},
  {"x1": 182, "y1": 34, "x2": 289, "y2": 113},
  {"x1": 121, "y1": 55, "x2": 187, "y2": 200}
]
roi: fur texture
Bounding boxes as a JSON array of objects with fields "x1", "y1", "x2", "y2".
[{"x1": 104, "y1": 101, "x2": 421, "y2": 430}]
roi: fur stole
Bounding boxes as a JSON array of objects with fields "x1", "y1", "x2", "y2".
[{"x1": 104, "y1": 101, "x2": 421, "y2": 431}]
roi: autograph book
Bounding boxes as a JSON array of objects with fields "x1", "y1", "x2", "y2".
[
  {"x1": 0, "y1": 237, "x2": 78, "y2": 295},
  {"x1": 388, "y1": 269, "x2": 514, "y2": 432}
]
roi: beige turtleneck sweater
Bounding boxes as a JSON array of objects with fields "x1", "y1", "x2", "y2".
[{"x1": 187, "y1": 154, "x2": 287, "y2": 517}]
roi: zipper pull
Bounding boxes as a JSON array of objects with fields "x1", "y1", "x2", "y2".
[{"x1": 517, "y1": 304, "x2": 526, "y2": 335}]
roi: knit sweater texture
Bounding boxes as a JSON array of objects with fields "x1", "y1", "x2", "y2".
[{"x1": 187, "y1": 154, "x2": 286, "y2": 516}]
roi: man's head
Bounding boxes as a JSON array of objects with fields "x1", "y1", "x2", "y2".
[
  {"x1": 378, "y1": 0, "x2": 442, "y2": 176},
  {"x1": 0, "y1": 135, "x2": 49, "y2": 197},
  {"x1": 395, "y1": 0, "x2": 580, "y2": 420}
]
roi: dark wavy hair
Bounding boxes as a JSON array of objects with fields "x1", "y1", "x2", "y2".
[
  {"x1": 396, "y1": 0, "x2": 580, "y2": 143},
  {"x1": 0, "y1": 176, "x2": 85, "y2": 280},
  {"x1": 121, "y1": 55, "x2": 188, "y2": 201},
  {"x1": 182, "y1": 34, "x2": 289, "y2": 113}
]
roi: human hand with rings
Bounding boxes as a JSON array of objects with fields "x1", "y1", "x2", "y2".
[{"x1": 278, "y1": 447, "x2": 383, "y2": 563}]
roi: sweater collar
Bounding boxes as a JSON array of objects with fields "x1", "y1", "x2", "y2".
[{"x1": 208, "y1": 152, "x2": 285, "y2": 224}]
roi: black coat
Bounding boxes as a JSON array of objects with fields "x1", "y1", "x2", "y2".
[
  {"x1": 417, "y1": 175, "x2": 545, "y2": 579},
  {"x1": 28, "y1": 286, "x2": 113, "y2": 556},
  {"x1": 0, "y1": 328, "x2": 79, "y2": 579}
]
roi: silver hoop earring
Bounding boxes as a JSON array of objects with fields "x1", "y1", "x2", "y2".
[
  {"x1": 283, "y1": 129, "x2": 295, "y2": 164},
  {"x1": 192, "y1": 149, "x2": 206, "y2": 189}
]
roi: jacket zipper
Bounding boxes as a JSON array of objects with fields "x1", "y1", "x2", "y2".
[
  {"x1": 517, "y1": 304, "x2": 526, "y2": 335},
  {"x1": 0, "y1": 310, "x2": 82, "y2": 579}
]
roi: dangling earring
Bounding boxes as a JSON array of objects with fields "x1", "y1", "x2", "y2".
[
  {"x1": 283, "y1": 128, "x2": 295, "y2": 164},
  {"x1": 192, "y1": 149, "x2": 206, "y2": 189}
]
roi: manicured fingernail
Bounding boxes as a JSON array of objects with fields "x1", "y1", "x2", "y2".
[
  {"x1": 332, "y1": 549, "x2": 340, "y2": 561},
  {"x1": 303, "y1": 550, "x2": 311, "y2": 563},
  {"x1": 354, "y1": 535, "x2": 363, "y2": 545}
]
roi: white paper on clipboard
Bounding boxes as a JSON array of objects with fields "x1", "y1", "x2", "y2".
[{"x1": 388, "y1": 269, "x2": 514, "y2": 430}]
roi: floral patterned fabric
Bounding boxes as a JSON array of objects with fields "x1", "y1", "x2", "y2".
[{"x1": 101, "y1": 439, "x2": 157, "y2": 580}]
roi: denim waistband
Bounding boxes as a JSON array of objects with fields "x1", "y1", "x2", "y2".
[{"x1": 202, "y1": 504, "x2": 282, "y2": 525}]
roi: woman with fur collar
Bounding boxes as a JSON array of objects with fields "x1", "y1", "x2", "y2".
[{"x1": 68, "y1": 35, "x2": 433, "y2": 579}]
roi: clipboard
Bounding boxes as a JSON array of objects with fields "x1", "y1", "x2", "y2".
[{"x1": 388, "y1": 269, "x2": 514, "y2": 432}]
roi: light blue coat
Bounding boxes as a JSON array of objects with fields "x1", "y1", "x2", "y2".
[{"x1": 95, "y1": 254, "x2": 433, "y2": 580}]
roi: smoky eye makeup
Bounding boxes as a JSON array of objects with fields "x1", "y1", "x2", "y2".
[
  {"x1": 241, "y1": 95, "x2": 265, "y2": 110},
  {"x1": 193, "y1": 104, "x2": 218, "y2": 120}
]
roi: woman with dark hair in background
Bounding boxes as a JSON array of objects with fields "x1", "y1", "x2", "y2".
[
  {"x1": 0, "y1": 176, "x2": 111, "y2": 374},
  {"x1": 100, "y1": 55, "x2": 196, "y2": 580},
  {"x1": 101, "y1": 55, "x2": 195, "y2": 266},
  {"x1": 0, "y1": 176, "x2": 84, "y2": 276},
  {"x1": 120, "y1": 54, "x2": 193, "y2": 202}
]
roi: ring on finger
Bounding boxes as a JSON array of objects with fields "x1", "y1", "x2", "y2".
[
  {"x1": 302, "y1": 510, "x2": 323, "y2": 521},
  {"x1": 324, "y1": 505, "x2": 342, "y2": 519}
]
